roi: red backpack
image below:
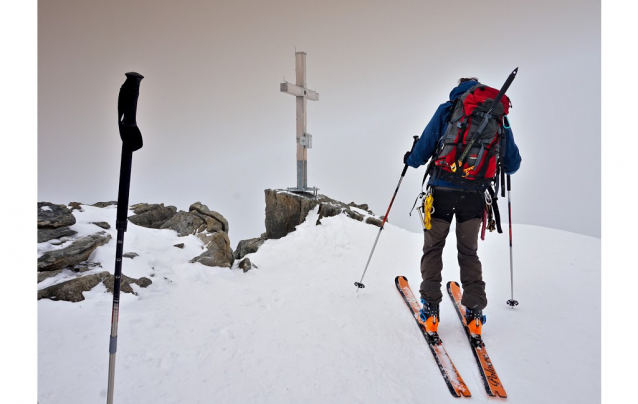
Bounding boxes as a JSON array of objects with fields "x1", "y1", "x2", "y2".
[{"x1": 432, "y1": 83, "x2": 510, "y2": 188}]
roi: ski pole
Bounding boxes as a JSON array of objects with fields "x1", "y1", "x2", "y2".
[
  {"x1": 354, "y1": 135, "x2": 419, "y2": 290},
  {"x1": 107, "y1": 72, "x2": 144, "y2": 404},
  {"x1": 505, "y1": 174, "x2": 519, "y2": 308}
]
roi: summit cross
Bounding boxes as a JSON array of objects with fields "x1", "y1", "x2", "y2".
[{"x1": 280, "y1": 51, "x2": 319, "y2": 192}]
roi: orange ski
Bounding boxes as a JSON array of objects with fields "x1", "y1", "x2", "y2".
[
  {"x1": 447, "y1": 281, "x2": 507, "y2": 398},
  {"x1": 395, "y1": 276, "x2": 471, "y2": 398}
]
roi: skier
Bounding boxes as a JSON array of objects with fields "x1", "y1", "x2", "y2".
[{"x1": 403, "y1": 77, "x2": 522, "y2": 337}]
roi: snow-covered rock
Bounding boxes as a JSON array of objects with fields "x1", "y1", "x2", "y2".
[
  {"x1": 128, "y1": 203, "x2": 177, "y2": 229},
  {"x1": 38, "y1": 202, "x2": 76, "y2": 229},
  {"x1": 37, "y1": 232, "x2": 111, "y2": 272},
  {"x1": 37, "y1": 202, "x2": 78, "y2": 242},
  {"x1": 264, "y1": 189, "x2": 380, "y2": 240},
  {"x1": 234, "y1": 233, "x2": 266, "y2": 260}
]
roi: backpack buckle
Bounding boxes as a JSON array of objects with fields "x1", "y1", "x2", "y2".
[{"x1": 463, "y1": 165, "x2": 474, "y2": 177}]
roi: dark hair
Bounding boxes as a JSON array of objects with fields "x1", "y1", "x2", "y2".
[{"x1": 458, "y1": 77, "x2": 479, "y2": 84}]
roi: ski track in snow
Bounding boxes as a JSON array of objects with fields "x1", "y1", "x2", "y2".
[{"x1": 38, "y1": 205, "x2": 601, "y2": 403}]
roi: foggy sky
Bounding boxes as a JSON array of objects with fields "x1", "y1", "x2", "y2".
[{"x1": 38, "y1": 0, "x2": 601, "y2": 244}]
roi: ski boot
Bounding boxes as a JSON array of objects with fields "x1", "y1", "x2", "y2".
[
  {"x1": 418, "y1": 298, "x2": 440, "y2": 335},
  {"x1": 465, "y1": 307, "x2": 487, "y2": 337}
]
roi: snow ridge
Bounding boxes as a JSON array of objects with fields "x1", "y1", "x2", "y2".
[{"x1": 38, "y1": 206, "x2": 601, "y2": 403}]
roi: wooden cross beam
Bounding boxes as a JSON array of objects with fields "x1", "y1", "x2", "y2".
[{"x1": 280, "y1": 51, "x2": 319, "y2": 192}]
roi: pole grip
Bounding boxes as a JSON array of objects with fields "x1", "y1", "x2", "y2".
[
  {"x1": 507, "y1": 174, "x2": 511, "y2": 191},
  {"x1": 118, "y1": 72, "x2": 144, "y2": 152},
  {"x1": 115, "y1": 72, "x2": 144, "y2": 229},
  {"x1": 401, "y1": 163, "x2": 409, "y2": 177},
  {"x1": 401, "y1": 136, "x2": 420, "y2": 177}
]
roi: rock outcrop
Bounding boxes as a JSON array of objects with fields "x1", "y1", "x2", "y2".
[
  {"x1": 160, "y1": 202, "x2": 229, "y2": 236},
  {"x1": 36, "y1": 201, "x2": 159, "y2": 303},
  {"x1": 37, "y1": 272, "x2": 109, "y2": 302},
  {"x1": 38, "y1": 227, "x2": 77, "y2": 243},
  {"x1": 38, "y1": 202, "x2": 78, "y2": 243},
  {"x1": 128, "y1": 203, "x2": 178, "y2": 229},
  {"x1": 38, "y1": 269, "x2": 63, "y2": 283},
  {"x1": 264, "y1": 189, "x2": 380, "y2": 240},
  {"x1": 38, "y1": 271, "x2": 152, "y2": 302},
  {"x1": 234, "y1": 233, "x2": 266, "y2": 260},
  {"x1": 36, "y1": 191, "x2": 377, "y2": 304},
  {"x1": 230, "y1": 190, "x2": 379, "y2": 260},
  {"x1": 38, "y1": 202, "x2": 76, "y2": 228},
  {"x1": 160, "y1": 211, "x2": 205, "y2": 236},
  {"x1": 144, "y1": 201, "x2": 236, "y2": 268},
  {"x1": 102, "y1": 273, "x2": 153, "y2": 295},
  {"x1": 68, "y1": 202, "x2": 83, "y2": 211},
  {"x1": 37, "y1": 232, "x2": 112, "y2": 272},
  {"x1": 91, "y1": 201, "x2": 118, "y2": 208},
  {"x1": 189, "y1": 202, "x2": 229, "y2": 233},
  {"x1": 190, "y1": 231, "x2": 234, "y2": 268},
  {"x1": 238, "y1": 257, "x2": 253, "y2": 272}
]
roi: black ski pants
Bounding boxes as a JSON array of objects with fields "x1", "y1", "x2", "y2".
[{"x1": 419, "y1": 187, "x2": 488, "y2": 310}]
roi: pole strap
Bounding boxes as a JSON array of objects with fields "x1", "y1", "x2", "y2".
[{"x1": 486, "y1": 186, "x2": 503, "y2": 234}]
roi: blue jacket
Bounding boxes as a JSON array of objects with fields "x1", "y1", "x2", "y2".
[{"x1": 406, "y1": 81, "x2": 521, "y2": 188}]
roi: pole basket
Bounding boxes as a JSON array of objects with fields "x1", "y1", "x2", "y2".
[
  {"x1": 354, "y1": 282, "x2": 365, "y2": 289},
  {"x1": 506, "y1": 299, "x2": 519, "y2": 307}
]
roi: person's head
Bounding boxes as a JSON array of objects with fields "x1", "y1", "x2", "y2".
[{"x1": 458, "y1": 77, "x2": 479, "y2": 84}]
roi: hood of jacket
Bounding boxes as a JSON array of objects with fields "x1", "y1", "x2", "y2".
[{"x1": 448, "y1": 80, "x2": 478, "y2": 101}]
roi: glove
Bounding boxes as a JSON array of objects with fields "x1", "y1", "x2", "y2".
[{"x1": 403, "y1": 151, "x2": 412, "y2": 165}]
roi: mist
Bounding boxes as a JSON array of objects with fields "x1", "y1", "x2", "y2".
[{"x1": 38, "y1": 0, "x2": 600, "y2": 244}]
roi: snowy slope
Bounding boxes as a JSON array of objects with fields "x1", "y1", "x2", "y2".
[{"x1": 38, "y1": 205, "x2": 600, "y2": 403}]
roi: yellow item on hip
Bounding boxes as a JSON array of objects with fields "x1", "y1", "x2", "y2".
[{"x1": 423, "y1": 193, "x2": 434, "y2": 230}]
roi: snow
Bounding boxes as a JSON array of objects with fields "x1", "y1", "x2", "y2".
[
  {"x1": 38, "y1": 206, "x2": 600, "y2": 403},
  {"x1": 431, "y1": 343, "x2": 466, "y2": 394}
]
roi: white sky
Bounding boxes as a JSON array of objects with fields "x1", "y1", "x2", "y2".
[{"x1": 37, "y1": 0, "x2": 600, "y2": 242}]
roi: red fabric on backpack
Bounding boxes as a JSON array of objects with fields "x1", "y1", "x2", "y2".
[{"x1": 433, "y1": 83, "x2": 510, "y2": 184}]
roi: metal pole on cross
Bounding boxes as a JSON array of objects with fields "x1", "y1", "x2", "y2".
[{"x1": 280, "y1": 51, "x2": 319, "y2": 194}]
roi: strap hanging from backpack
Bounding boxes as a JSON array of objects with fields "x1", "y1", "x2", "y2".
[
  {"x1": 485, "y1": 192, "x2": 496, "y2": 232},
  {"x1": 481, "y1": 206, "x2": 487, "y2": 240},
  {"x1": 486, "y1": 186, "x2": 503, "y2": 234}
]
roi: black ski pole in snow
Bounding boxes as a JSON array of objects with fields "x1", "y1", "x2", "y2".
[
  {"x1": 107, "y1": 72, "x2": 144, "y2": 404},
  {"x1": 354, "y1": 136, "x2": 419, "y2": 290},
  {"x1": 505, "y1": 174, "x2": 519, "y2": 308}
]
